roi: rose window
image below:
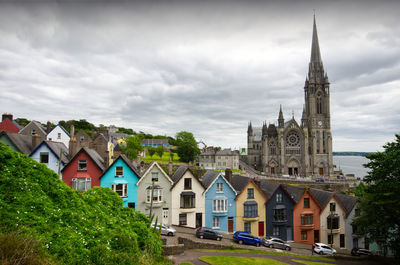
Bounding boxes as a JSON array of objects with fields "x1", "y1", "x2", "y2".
[{"x1": 286, "y1": 131, "x2": 300, "y2": 147}]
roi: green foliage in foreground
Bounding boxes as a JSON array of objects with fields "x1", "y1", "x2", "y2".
[
  {"x1": 199, "y1": 256, "x2": 288, "y2": 265},
  {"x1": 195, "y1": 249, "x2": 334, "y2": 261},
  {"x1": 0, "y1": 142, "x2": 168, "y2": 265},
  {"x1": 291, "y1": 260, "x2": 333, "y2": 265}
]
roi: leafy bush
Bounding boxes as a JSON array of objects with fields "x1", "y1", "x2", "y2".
[{"x1": 0, "y1": 142, "x2": 168, "y2": 264}]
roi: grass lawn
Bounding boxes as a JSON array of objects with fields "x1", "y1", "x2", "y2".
[
  {"x1": 141, "y1": 151, "x2": 181, "y2": 163},
  {"x1": 199, "y1": 256, "x2": 288, "y2": 265},
  {"x1": 195, "y1": 249, "x2": 334, "y2": 262},
  {"x1": 291, "y1": 259, "x2": 334, "y2": 265}
]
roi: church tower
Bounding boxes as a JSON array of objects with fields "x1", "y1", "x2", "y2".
[{"x1": 303, "y1": 15, "x2": 333, "y2": 176}]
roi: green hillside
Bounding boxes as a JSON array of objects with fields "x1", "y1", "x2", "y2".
[{"x1": 0, "y1": 142, "x2": 169, "y2": 264}]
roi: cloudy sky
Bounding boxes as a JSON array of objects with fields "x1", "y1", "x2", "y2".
[{"x1": 1, "y1": 0, "x2": 399, "y2": 152}]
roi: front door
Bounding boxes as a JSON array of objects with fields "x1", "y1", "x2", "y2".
[
  {"x1": 228, "y1": 217, "x2": 234, "y2": 233},
  {"x1": 258, "y1": 222, "x2": 264, "y2": 237},
  {"x1": 286, "y1": 227, "x2": 292, "y2": 241},
  {"x1": 196, "y1": 213, "x2": 202, "y2": 228},
  {"x1": 319, "y1": 167, "x2": 324, "y2": 175},
  {"x1": 314, "y1": 230, "x2": 319, "y2": 243}
]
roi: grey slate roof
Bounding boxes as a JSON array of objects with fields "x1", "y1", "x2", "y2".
[
  {"x1": 335, "y1": 193, "x2": 358, "y2": 215},
  {"x1": 20, "y1": 120, "x2": 47, "y2": 135},
  {"x1": 309, "y1": 188, "x2": 333, "y2": 209},
  {"x1": 12, "y1": 120, "x2": 22, "y2": 130},
  {"x1": 83, "y1": 147, "x2": 105, "y2": 171},
  {"x1": 282, "y1": 185, "x2": 305, "y2": 203},
  {"x1": 215, "y1": 149, "x2": 238, "y2": 156},
  {"x1": 113, "y1": 143, "x2": 121, "y2": 151},
  {"x1": 200, "y1": 150, "x2": 216, "y2": 156},
  {"x1": 100, "y1": 154, "x2": 140, "y2": 179},
  {"x1": 46, "y1": 141, "x2": 69, "y2": 164},
  {"x1": 1, "y1": 131, "x2": 33, "y2": 154},
  {"x1": 259, "y1": 179, "x2": 280, "y2": 199},
  {"x1": 201, "y1": 170, "x2": 220, "y2": 189},
  {"x1": 230, "y1": 174, "x2": 251, "y2": 193},
  {"x1": 142, "y1": 138, "x2": 170, "y2": 145},
  {"x1": 171, "y1": 165, "x2": 188, "y2": 184},
  {"x1": 267, "y1": 124, "x2": 278, "y2": 137}
]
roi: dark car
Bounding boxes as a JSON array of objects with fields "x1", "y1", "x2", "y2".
[
  {"x1": 262, "y1": 237, "x2": 291, "y2": 251},
  {"x1": 233, "y1": 231, "x2": 262, "y2": 246},
  {"x1": 351, "y1": 247, "x2": 372, "y2": 256},
  {"x1": 196, "y1": 227, "x2": 223, "y2": 241},
  {"x1": 315, "y1": 178, "x2": 325, "y2": 182}
]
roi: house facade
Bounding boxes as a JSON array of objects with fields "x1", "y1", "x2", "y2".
[
  {"x1": 29, "y1": 141, "x2": 69, "y2": 176},
  {"x1": 0, "y1": 131, "x2": 33, "y2": 154},
  {"x1": 202, "y1": 170, "x2": 237, "y2": 233},
  {"x1": 61, "y1": 147, "x2": 105, "y2": 192},
  {"x1": 293, "y1": 187, "x2": 322, "y2": 244},
  {"x1": 170, "y1": 166, "x2": 205, "y2": 228},
  {"x1": 47, "y1": 125, "x2": 70, "y2": 148},
  {"x1": 0, "y1": 114, "x2": 21, "y2": 133},
  {"x1": 19, "y1": 120, "x2": 47, "y2": 140},
  {"x1": 235, "y1": 179, "x2": 267, "y2": 237},
  {"x1": 198, "y1": 148, "x2": 239, "y2": 170},
  {"x1": 136, "y1": 162, "x2": 173, "y2": 225},
  {"x1": 100, "y1": 155, "x2": 140, "y2": 208}
]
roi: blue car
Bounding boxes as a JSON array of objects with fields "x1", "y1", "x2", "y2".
[{"x1": 233, "y1": 231, "x2": 262, "y2": 247}]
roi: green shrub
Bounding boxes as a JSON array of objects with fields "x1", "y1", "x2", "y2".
[{"x1": 230, "y1": 243, "x2": 236, "y2": 250}]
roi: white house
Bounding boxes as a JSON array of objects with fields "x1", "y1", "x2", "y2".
[
  {"x1": 170, "y1": 166, "x2": 205, "y2": 228},
  {"x1": 47, "y1": 125, "x2": 70, "y2": 148}
]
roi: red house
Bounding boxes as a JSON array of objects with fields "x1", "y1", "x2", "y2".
[
  {"x1": 0, "y1": 114, "x2": 21, "y2": 133},
  {"x1": 61, "y1": 147, "x2": 105, "y2": 192}
]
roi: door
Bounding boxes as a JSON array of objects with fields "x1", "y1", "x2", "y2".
[
  {"x1": 228, "y1": 218, "x2": 234, "y2": 233},
  {"x1": 319, "y1": 167, "x2": 324, "y2": 175},
  {"x1": 286, "y1": 227, "x2": 292, "y2": 241},
  {"x1": 258, "y1": 222, "x2": 264, "y2": 237},
  {"x1": 196, "y1": 213, "x2": 202, "y2": 228},
  {"x1": 314, "y1": 230, "x2": 319, "y2": 243}
]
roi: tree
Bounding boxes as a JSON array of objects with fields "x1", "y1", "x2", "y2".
[
  {"x1": 175, "y1": 131, "x2": 200, "y2": 163},
  {"x1": 156, "y1": 145, "x2": 164, "y2": 158},
  {"x1": 354, "y1": 134, "x2": 400, "y2": 258},
  {"x1": 148, "y1": 147, "x2": 156, "y2": 158},
  {"x1": 120, "y1": 135, "x2": 144, "y2": 160}
]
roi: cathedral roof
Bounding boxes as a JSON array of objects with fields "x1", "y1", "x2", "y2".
[
  {"x1": 284, "y1": 118, "x2": 300, "y2": 129},
  {"x1": 267, "y1": 124, "x2": 278, "y2": 137}
]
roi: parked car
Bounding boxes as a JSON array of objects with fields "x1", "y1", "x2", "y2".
[
  {"x1": 315, "y1": 178, "x2": 325, "y2": 182},
  {"x1": 233, "y1": 231, "x2": 262, "y2": 247},
  {"x1": 351, "y1": 247, "x2": 372, "y2": 256},
  {"x1": 262, "y1": 237, "x2": 291, "y2": 251},
  {"x1": 150, "y1": 223, "x2": 176, "y2": 236},
  {"x1": 196, "y1": 227, "x2": 223, "y2": 241},
  {"x1": 312, "y1": 243, "x2": 336, "y2": 255}
]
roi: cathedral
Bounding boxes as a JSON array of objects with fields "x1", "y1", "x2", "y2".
[{"x1": 246, "y1": 16, "x2": 333, "y2": 177}]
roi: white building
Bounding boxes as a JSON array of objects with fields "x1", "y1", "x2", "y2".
[{"x1": 47, "y1": 125, "x2": 70, "y2": 148}]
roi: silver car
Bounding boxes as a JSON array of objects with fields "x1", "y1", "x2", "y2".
[
  {"x1": 151, "y1": 223, "x2": 176, "y2": 236},
  {"x1": 313, "y1": 243, "x2": 336, "y2": 255},
  {"x1": 262, "y1": 237, "x2": 291, "y2": 251}
]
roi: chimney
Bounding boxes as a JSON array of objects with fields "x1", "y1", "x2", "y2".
[
  {"x1": 46, "y1": 121, "x2": 52, "y2": 134},
  {"x1": 225, "y1": 168, "x2": 232, "y2": 183},
  {"x1": 2, "y1": 113, "x2": 13, "y2": 121},
  {"x1": 168, "y1": 156, "x2": 173, "y2": 176},
  {"x1": 70, "y1": 125, "x2": 75, "y2": 138},
  {"x1": 32, "y1": 134, "x2": 42, "y2": 150},
  {"x1": 253, "y1": 176, "x2": 260, "y2": 187}
]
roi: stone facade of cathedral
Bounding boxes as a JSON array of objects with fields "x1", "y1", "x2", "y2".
[{"x1": 246, "y1": 17, "x2": 334, "y2": 177}]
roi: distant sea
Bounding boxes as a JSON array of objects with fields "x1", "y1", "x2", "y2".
[{"x1": 333, "y1": 155, "x2": 370, "y2": 179}]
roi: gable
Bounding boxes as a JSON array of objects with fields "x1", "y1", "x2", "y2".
[
  {"x1": 137, "y1": 162, "x2": 173, "y2": 186},
  {"x1": 100, "y1": 157, "x2": 139, "y2": 183},
  {"x1": 0, "y1": 118, "x2": 20, "y2": 133},
  {"x1": 296, "y1": 189, "x2": 322, "y2": 210},
  {"x1": 172, "y1": 170, "x2": 205, "y2": 192},
  {"x1": 236, "y1": 180, "x2": 267, "y2": 203},
  {"x1": 48, "y1": 125, "x2": 70, "y2": 137},
  {"x1": 204, "y1": 174, "x2": 237, "y2": 196}
]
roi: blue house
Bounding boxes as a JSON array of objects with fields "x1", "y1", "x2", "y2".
[
  {"x1": 100, "y1": 155, "x2": 140, "y2": 209},
  {"x1": 29, "y1": 140, "x2": 69, "y2": 177},
  {"x1": 202, "y1": 170, "x2": 237, "y2": 233},
  {"x1": 261, "y1": 181, "x2": 296, "y2": 241}
]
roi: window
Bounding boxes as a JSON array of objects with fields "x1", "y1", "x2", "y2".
[
  {"x1": 301, "y1": 231, "x2": 307, "y2": 240},
  {"x1": 31, "y1": 129, "x2": 36, "y2": 135},
  {"x1": 276, "y1": 193, "x2": 283, "y2": 203},
  {"x1": 327, "y1": 215, "x2": 339, "y2": 229},
  {"x1": 163, "y1": 209, "x2": 169, "y2": 219},
  {"x1": 244, "y1": 201, "x2": 258, "y2": 218},
  {"x1": 270, "y1": 167, "x2": 275, "y2": 174},
  {"x1": 184, "y1": 178, "x2": 192, "y2": 190},
  {"x1": 180, "y1": 194, "x2": 195, "y2": 208},
  {"x1": 328, "y1": 234, "x2": 333, "y2": 245},
  {"x1": 145, "y1": 209, "x2": 150, "y2": 217},
  {"x1": 128, "y1": 203, "x2": 135, "y2": 209},
  {"x1": 330, "y1": 202, "x2": 336, "y2": 212},
  {"x1": 301, "y1": 214, "x2": 313, "y2": 225},
  {"x1": 244, "y1": 222, "x2": 251, "y2": 233},
  {"x1": 72, "y1": 178, "x2": 91, "y2": 192},
  {"x1": 57, "y1": 133, "x2": 61, "y2": 139},
  {"x1": 340, "y1": 234, "x2": 345, "y2": 248},
  {"x1": 213, "y1": 199, "x2": 227, "y2": 212},
  {"x1": 78, "y1": 160, "x2": 87, "y2": 171},
  {"x1": 179, "y1": 213, "x2": 187, "y2": 225},
  {"x1": 247, "y1": 188, "x2": 254, "y2": 199},
  {"x1": 273, "y1": 226, "x2": 280, "y2": 236},
  {"x1": 273, "y1": 208, "x2": 287, "y2": 221},
  {"x1": 304, "y1": 198, "x2": 310, "y2": 208},
  {"x1": 40, "y1": 152, "x2": 49, "y2": 164},
  {"x1": 146, "y1": 188, "x2": 162, "y2": 203},
  {"x1": 151, "y1": 172, "x2": 158, "y2": 182},
  {"x1": 115, "y1": 166, "x2": 123, "y2": 177},
  {"x1": 213, "y1": 217, "x2": 220, "y2": 228},
  {"x1": 80, "y1": 136, "x2": 84, "y2": 141},
  {"x1": 316, "y1": 96, "x2": 322, "y2": 114},
  {"x1": 216, "y1": 183, "x2": 223, "y2": 193},
  {"x1": 111, "y1": 184, "x2": 128, "y2": 197}
]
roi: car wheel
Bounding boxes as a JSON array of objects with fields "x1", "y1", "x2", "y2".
[
  {"x1": 216, "y1": 237, "x2": 221, "y2": 241},
  {"x1": 200, "y1": 235, "x2": 204, "y2": 239},
  {"x1": 167, "y1": 232, "x2": 173, "y2": 236},
  {"x1": 285, "y1": 246, "x2": 290, "y2": 251},
  {"x1": 239, "y1": 240, "x2": 243, "y2": 245},
  {"x1": 256, "y1": 242, "x2": 260, "y2": 247},
  {"x1": 269, "y1": 244, "x2": 273, "y2": 248}
]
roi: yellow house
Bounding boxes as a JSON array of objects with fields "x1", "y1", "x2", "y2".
[{"x1": 235, "y1": 179, "x2": 268, "y2": 237}]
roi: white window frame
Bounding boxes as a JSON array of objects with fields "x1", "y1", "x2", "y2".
[
  {"x1": 276, "y1": 193, "x2": 283, "y2": 203},
  {"x1": 151, "y1": 172, "x2": 158, "y2": 182},
  {"x1": 213, "y1": 199, "x2": 227, "y2": 212},
  {"x1": 146, "y1": 189, "x2": 163, "y2": 203},
  {"x1": 216, "y1": 183, "x2": 223, "y2": 193},
  {"x1": 273, "y1": 226, "x2": 280, "y2": 236},
  {"x1": 57, "y1": 132, "x2": 61, "y2": 139},
  {"x1": 72, "y1": 178, "x2": 91, "y2": 192},
  {"x1": 78, "y1": 160, "x2": 87, "y2": 171},
  {"x1": 213, "y1": 217, "x2": 220, "y2": 229},
  {"x1": 111, "y1": 183, "x2": 128, "y2": 197},
  {"x1": 115, "y1": 166, "x2": 124, "y2": 177},
  {"x1": 163, "y1": 209, "x2": 169, "y2": 219}
]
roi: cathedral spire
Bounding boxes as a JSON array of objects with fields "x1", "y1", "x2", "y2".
[
  {"x1": 308, "y1": 14, "x2": 325, "y2": 83},
  {"x1": 247, "y1": 121, "x2": 253, "y2": 134},
  {"x1": 301, "y1": 104, "x2": 307, "y2": 126},
  {"x1": 310, "y1": 14, "x2": 322, "y2": 63},
  {"x1": 278, "y1": 105, "x2": 284, "y2": 127}
]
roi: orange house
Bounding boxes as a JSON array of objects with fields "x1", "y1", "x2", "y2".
[{"x1": 293, "y1": 187, "x2": 322, "y2": 244}]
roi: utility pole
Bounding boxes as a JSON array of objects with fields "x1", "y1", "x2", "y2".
[
  {"x1": 149, "y1": 180, "x2": 155, "y2": 219},
  {"x1": 58, "y1": 148, "x2": 63, "y2": 179},
  {"x1": 330, "y1": 209, "x2": 334, "y2": 248}
]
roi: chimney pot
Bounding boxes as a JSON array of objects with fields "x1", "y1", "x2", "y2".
[
  {"x1": 46, "y1": 121, "x2": 51, "y2": 134},
  {"x1": 225, "y1": 168, "x2": 232, "y2": 183},
  {"x1": 32, "y1": 134, "x2": 42, "y2": 150},
  {"x1": 2, "y1": 113, "x2": 13, "y2": 122}
]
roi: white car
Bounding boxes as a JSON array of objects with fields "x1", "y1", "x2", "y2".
[
  {"x1": 151, "y1": 223, "x2": 176, "y2": 236},
  {"x1": 313, "y1": 243, "x2": 336, "y2": 255}
]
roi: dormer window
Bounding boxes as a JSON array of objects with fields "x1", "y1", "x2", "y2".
[{"x1": 115, "y1": 166, "x2": 123, "y2": 177}]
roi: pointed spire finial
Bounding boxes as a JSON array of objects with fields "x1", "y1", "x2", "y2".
[{"x1": 310, "y1": 13, "x2": 322, "y2": 63}]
